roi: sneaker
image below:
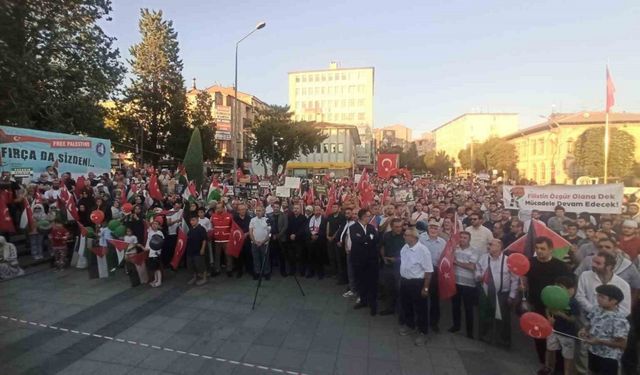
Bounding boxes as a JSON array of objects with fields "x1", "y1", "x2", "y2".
[
  {"x1": 398, "y1": 326, "x2": 414, "y2": 336},
  {"x1": 187, "y1": 276, "x2": 197, "y2": 285},
  {"x1": 414, "y1": 333, "x2": 427, "y2": 347},
  {"x1": 342, "y1": 290, "x2": 355, "y2": 298},
  {"x1": 195, "y1": 278, "x2": 207, "y2": 286}
]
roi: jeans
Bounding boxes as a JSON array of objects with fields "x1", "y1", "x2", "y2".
[
  {"x1": 252, "y1": 242, "x2": 270, "y2": 276},
  {"x1": 29, "y1": 233, "x2": 44, "y2": 258}
]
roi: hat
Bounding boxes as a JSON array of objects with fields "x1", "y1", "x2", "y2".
[
  {"x1": 596, "y1": 284, "x2": 624, "y2": 303},
  {"x1": 415, "y1": 221, "x2": 428, "y2": 232},
  {"x1": 428, "y1": 219, "x2": 441, "y2": 228},
  {"x1": 623, "y1": 220, "x2": 638, "y2": 229},
  {"x1": 305, "y1": 205, "x2": 313, "y2": 212}
]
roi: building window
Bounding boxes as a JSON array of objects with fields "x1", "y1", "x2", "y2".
[
  {"x1": 321, "y1": 74, "x2": 326, "y2": 81},
  {"x1": 358, "y1": 99, "x2": 365, "y2": 106},
  {"x1": 328, "y1": 74, "x2": 333, "y2": 81},
  {"x1": 348, "y1": 99, "x2": 355, "y2": 107},
  {"x1": 567, "y1": 138, "x2": 575, "y2": 154},
  {"x1": 321, "y1": 87, "x2": 325, "y2": 94},
  {"x1": 302, "y1": 75, "x2": 307, "y2": 82},
  {"x1": 295, "y1": 76, "x2": 300, "y2": 82},
  {"x1": 532, "y1": 140, "x2": 537, "y2": 155},
  {"x1": 538, "y1": 139, "x2": 545, "y2": 154},
  {"x1": 214, "y1": 92, "x2": 223, "y2": 105},
  {"x1": 341, "y1": 73, "x2": 347, "y2": 80},
  {"x1": 358, "y1": 113, "x2": 365, "y2": 120},
  {"x1": 323, "y1": 144, "x2": 329, "y2": 153},
  {"x1": 302, "y1": 88, "x2": 306, "y2": 95},
  {"x1": 532, "y1": 164, "x2": 537, "y2": 182},
  {"x1": 330, "y1": 144, "x2": 337, "y2": 153},
  {"x1": 315, "y1": 144, "x2": 321, "y2": 153},
  {"x1": 295, "y1": 88, "x2": 300, "y2": 95},
  {"x1": 337, "y1": 143, "x2": 344, "y2": 153},
  {"x1": 315, "y1": 74, "x2": 320, "y2": 82},
  {"x1": 539, "y1": 162, "x2": 546, "y2": 184}
]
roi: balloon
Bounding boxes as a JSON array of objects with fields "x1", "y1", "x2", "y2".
[
  {"x1": 541, "y1": 285, "x2": 570, "y2": 311},
  {"x1": 90, "y1": 210, "x2": 105, "y2": 225},
  {"x1": 37, "y1": 220, "x2": 52, "y2": 231},
  {"x1": 122, "y1": 203, "x2": 133, "y2": 214},
  {"x1": 108, "y1": 219, "x2": 121, "y2": 231},
  {"x1": 519, "y1": 312, "x2": 552, "y2": 339},
  {"x1": 113, "y1": 225, "x2": 126, "y2": 238},
  {"x1": 506, "y1": 253, "x2": 530, "y2": 276},
  {"x1": 85, "y1": 227, "x2": 95, "y2": 238},
  {"x1": 149, "y1": 234, "x2": 164, "y2": 251}
]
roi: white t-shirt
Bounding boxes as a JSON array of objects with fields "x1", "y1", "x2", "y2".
[
  {"x1": 249, "y1": 216, "x2": 271, "y2": 243},
  {"x1": 400, "y1": 242, "x2": 434, "y2": 279},
  {"x1": 167, "y1": 210, "x2": 183, "y2": 235},
  {"x1": 198, "y1": 217, "x2": 212, "y2": 231},
  {"x1": 146, "y1": 229, "x2": 164, "y2": 258},
  {"x1": 465, "y1": 225, "x2": 493, "y2": 254},
  {"x1": 124, "y1": 235, "x2": 138, "y2": 245},
  {"x1": 454, "y1": 246, "x2": 478, "y2": 287},
  {"x1": 43, "y1": 189, "x2": 62, "y2": 201}
]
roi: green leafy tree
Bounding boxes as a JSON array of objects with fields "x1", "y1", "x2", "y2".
[
  {"x1": 189, "y1": 91, "x2": 218, "y2": 162},
  {"x1": 250, "y1": 105, "x2": 327, "y2": 175},
  {"x1": 458, "y1": 137, "x2": 517, "y2": 172},
  {"x1": 574, "y1": 127, "x2": 635, "y2": 178},
  {"x1": 0, "y1": 0, "x2": 124, "y2": 135},
  {"x1": 122, "y1": 9, "x2": 189, "y2": 164},
  {"x1": 424, "y1": 150, "x2": 454, "y2": 176},
  {"x1": 183, "y1": 128, "x2": 204, "y2": 189}
]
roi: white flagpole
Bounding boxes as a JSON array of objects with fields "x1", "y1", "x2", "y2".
[{"x1": 604, "y1": 112, "x2": 609, "y2": 184}]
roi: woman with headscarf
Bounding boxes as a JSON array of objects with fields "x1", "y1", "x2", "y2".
[{"x1": 0, "y1": 236, "x2": 24, "y2": 279}]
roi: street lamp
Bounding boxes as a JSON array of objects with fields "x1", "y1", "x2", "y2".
[
  {"x1": 271, "y1": 136, "x2": 283, "y2": 176},
  {"x1": 232, "y1": 21, "x2": 267, "y2": 187}
]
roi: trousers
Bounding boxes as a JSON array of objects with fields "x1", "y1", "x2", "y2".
[{"x1": 400, "y1": 278, "x2": 429, "y2": 334}]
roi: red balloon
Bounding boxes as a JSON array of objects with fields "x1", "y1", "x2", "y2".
[
  {"x1": 90, "y1": 210, "x2": 105, "y2": 225},
  {"x1": 507, "y1": 253, "x2": 530, "y2": 276},
  {"x1": 122, "y1": 203, "x2": 133, "y2": 214},
  {"x1": 519, "y1": 312, "x2": 552, "y2": 339}
]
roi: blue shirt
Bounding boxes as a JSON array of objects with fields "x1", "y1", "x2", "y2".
[{"x1": 418, "y1": 234, "x2": 446, "y2": 266}]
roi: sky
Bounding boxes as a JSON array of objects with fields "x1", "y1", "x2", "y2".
[{"x1": 103, "y1": 0, "x2": 640, "y2": 137}]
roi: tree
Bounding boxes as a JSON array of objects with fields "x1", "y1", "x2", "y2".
[
  {"x1": 458, "y1": 137, "x2": 518, "y2": 172},
  {"x1": 0, "y1": 0, "x2": 124, "y2": 135},
  {"x1": 183, "y1": 128, "x2": 204, "y2": 189},
  {"x1": 122, "y1": 9, "x2": 189, "y2": 164},
  {"x1": 424, "y1": 150, "x2": 454, "y2": 176},
  {"x1": 574, "y1": 127, "x2": 635, "y2": 178},
  {"x1": 250, "y1": 105, "x2": 327, "y2": 175},
  {"x1": 189, "y1": 91, "x2": 218, "y2": 162}
]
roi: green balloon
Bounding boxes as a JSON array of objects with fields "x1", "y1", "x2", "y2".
[
  {"x1": 108, "y1": 219, "x2": 121, "y2": 231},
  {"x1": 541, "y1": 285, "x2": 570, "y2": 310},
  {"x1": 85, "y1": 227, "x2": 95, "y2": 238},
  {"x1": 113, "y1": 225, "x2": 126, "y2": 238}
]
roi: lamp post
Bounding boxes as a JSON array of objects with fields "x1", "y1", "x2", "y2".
[
  {"x1": 232, "y1": 21, "x2": 266, "y2": 188},
  {"x1": 271, "y1": 136, "x2": 283, "y2": 176}
]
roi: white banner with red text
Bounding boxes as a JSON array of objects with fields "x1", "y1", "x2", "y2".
[{"x1": 503, "y1": 184, "x2": 624, "y2": 214}]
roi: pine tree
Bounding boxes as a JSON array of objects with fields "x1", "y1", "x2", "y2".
[
  {"x1": 189, "y1": 91, "x2": 218, "y2": 162},
  {"x1": 574, "y1": 127, "x2": 635, "y2": 178},
  {"x1": 0, "y1": 0, "x2": 124, "y2": 135},
  {"x1": 183, "y1": 128, "x2": 204, "y2": 189},
  {"x1": 122, "y1": 9, "x2": 188, "y2": 164}
]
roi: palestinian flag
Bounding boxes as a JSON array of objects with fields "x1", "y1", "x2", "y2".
[
  {"x1": 90, "y1": 246, "x2": 110, "y2": 278},
  {"x1": 177, "y1": 164, "x2": 189, "y2": 186},
  {"x1": 182, "y1": 181, "x2": 198, "y2": 203},
  {"x1": 207, "y1": 178, "x2": 221, "y2": 203},
  {"x1": 127, "y1": 184, "x2": 138, "y2": 203},
  {"x1": 505, "y1": 219, "x2": 571, "y2": 260},
  {"x1": 108, "y1": 239, "x2": 129, "y2": 265},
  {"x1": 74, "y1": 223, "x2": 89, "y2": 269}
]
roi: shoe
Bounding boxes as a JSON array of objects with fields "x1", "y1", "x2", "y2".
[
  {"x1": 353, "y1": 302, "x2": 367, "y2": 310},
  {"x1": 398, "y1": 326, "x2": 414, "y2": 336},
  {"x1": 430, "y1": 325, "x2": 440, "y2": 333},
  {"x1": 447, "y1": 326, "x2": 460, "y2": 333},
  {"x1": 414, "y1": 333, "x2": 427, "y2": 347},
  {"x1": 355, "y1": 297, "x2": 361, "y2": 304},
  {"x1": 379, "y1": 310, "x2": 394, "y2": 316},
  {"x1": 187, "y1": 276, "x2": 197, "y2": 285},
  {"x1": 342, "y1": 290, "x2": 355, "y2": 298},
  {"x1": 195, "y1": 278, "x2": 207, "y2": 286}
]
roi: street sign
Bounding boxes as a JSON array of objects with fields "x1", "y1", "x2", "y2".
[
  {"x1": 11, "y1": 167, "x2": 32, "y2": 178},
  {"x1": 215, "y1": 131, "x2": 232, "y2": 140}
]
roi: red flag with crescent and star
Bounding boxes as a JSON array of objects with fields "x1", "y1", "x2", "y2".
[
  {"x1": 0, "y1": 194, "x2": 16, "y2": 233},
  {"x1": 170, "y1": 228, "x2": 187, "y2": 269},
  {"x1": 377, "y1": 154, "x2": 399, "y2": 179},
  {"x1": 227, "y1": 220, "x2": 245, "y2": 258},
  {"x1": 437, "y1": 213, "x2": 461, "y2": 300}
]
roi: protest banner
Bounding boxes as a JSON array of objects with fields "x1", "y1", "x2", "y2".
[
  {"x1": 503, "y1": 184, "x2": 624, "y2": 214},
  {"x1": 284, "y1": 177, "x2": 301, "y2": 189},
  {"x1": 0, "y1": 126, "x2": 111, "y2": 177},
  {"x1": 276, "y1": 186, "x2": 291, "y2": 197},
  {"x1": 393, "y1": 188, "x2": 414, "y2": 202}
]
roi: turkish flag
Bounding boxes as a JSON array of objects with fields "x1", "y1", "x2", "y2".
[
  {"x1": 0, "y1": 195, "x2": 16, "y2": 233},
  {"x1": 148, "y1": 174, "x2": 163, "y2": 201},
  {"x1": 377, "y1": 154, "x2": 399, "y2": 179},
  {"x1": 325, "y1": 186, "x2": 337, "y2": 215},
  {"x1": 438, "y1": 232, "x2": 459, "y2": 300},
  {"x1": 75, "y1": 176, "x2": 86, "y2": 197},
  {"x1": 227, "y1": 220, "x2": 245, "y2": 258},
  {"x1": 170, "y1": 228, "x2": 187, "y2": 270}
]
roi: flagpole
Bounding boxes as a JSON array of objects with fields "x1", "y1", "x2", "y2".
[{"x1": 604, "y1": 112, "x2": 609, "y2": 184}]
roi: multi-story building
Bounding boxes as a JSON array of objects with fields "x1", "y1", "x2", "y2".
[
  {"x1": 186, "y1": 83, "x2": 268, "y2": 162},
  {"x1": 433, "y1": 113, "x2": 519, "y2": 163},
  {"x1": 374, "y1": 124, "x2": 413, "y2": 150},
  {"x1": 414, "y1": 132, "x2": 435, "y2": 156},
  {"x1": 288, "y1": 62, "x2": 375, "y2": 167},
  {"x1": 505, "y1": 112, "x2": 640, "y2": 184},
  {"x1": 251, "y1": 122, "x2": 360, "y2": 177}
]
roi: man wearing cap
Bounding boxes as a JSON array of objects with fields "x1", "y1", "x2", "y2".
[
  {"x1": 419, "y1": 220, "x2": 446, "y2": 332},
  {"x1": 619, "y1": 220, "x2": 640, "y2": 264},
  {"x1": 398, "y1": 227, "x2": 432, "y2": 346}
]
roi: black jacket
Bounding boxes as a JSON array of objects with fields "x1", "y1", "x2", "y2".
[
  {"x1": 349, "y1": 222, "x2": 379, "y2": 265},
  {"x1": 287, "y1": 213, "x2": 308, "y2": 242}
]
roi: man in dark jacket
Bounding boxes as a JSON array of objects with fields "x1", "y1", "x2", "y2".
[
  {"x1": 268, "y1": 201, "x2": 289, "y2": 277},
  {"x1": 349, "y1": 208, "x2": 380, "y2": 316},
  {"x1": 305, "y1": 205, "x2": 327, "y2": 279},
  {"x1": 287, "y1": 204, "x2": 308, "y2": 276}
]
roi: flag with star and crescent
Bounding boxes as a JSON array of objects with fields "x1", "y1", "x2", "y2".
[
  {"x1": 437, "y1": 214, "x2": 462, "y2": 300},
  {"x1": 377, "y1": 153, "x2": 399, "y2": 179},
  {"x1": 227, "y1": 220, "x2": 245, "y2": 258}
]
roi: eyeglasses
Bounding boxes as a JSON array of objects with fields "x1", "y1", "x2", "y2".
[
  {"x1": 598, "y1": 245, "x2": 614, "y2": 249},
  {"x1": 470, "y1": 218, "x2": 479, "y2": 221}
]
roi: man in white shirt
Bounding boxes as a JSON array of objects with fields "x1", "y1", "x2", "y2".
[
  {"x1": 164, "y1": 201, "x2": 183, "y2": 266},
  {"x1": 465, "y1": 212, "x2": 493, "y2": 256},
  {"x1": 398, "y1": 227, "x2": 433, "y2": 347},
  {"x1": 418, "y1": 220, "x2": 446, "y2": 333},
  {"x1": 249, "y1": 206, "x2": 271, "y2": 280},
  {"x1": 450, "y1": 231, "x2": 478, "y2": 338}
]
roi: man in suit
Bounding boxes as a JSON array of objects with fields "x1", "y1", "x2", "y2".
[
  {"x1": 349, "y1": 208, "x2": 380, "y2": 316},
  {"x1": 305, "y1": 205, "x2": 327, "y2": 279},
  {"x1": 287, "y1": 204, "x2": 308, "y2": 276}
]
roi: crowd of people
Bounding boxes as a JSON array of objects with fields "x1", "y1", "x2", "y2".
[{"x1": 1, "y1": 165, "x2": 640, "y2": 375}]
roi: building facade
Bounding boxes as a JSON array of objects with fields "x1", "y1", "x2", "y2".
[
  {"x1": 186, "y1": 84, "x2": 267, "y2": 163},
  {"x1": 414, "y1": 131, "x2": 435, "y2": 156},
  {"x1": 505, "y1": 112, "x2": 640, "y2": 184},
  {"x1": 288, "y1": 62, "x2": 375, "y2": 167},
  {"x1": 373, "y1": 124, "x2": 413, "y2": 150},
  {"x1": 285, "y1": 123, "x2": 361, "y2": 177},
  {"x1": 433, "y1": 113, "x2": 519, "y2": 163}
]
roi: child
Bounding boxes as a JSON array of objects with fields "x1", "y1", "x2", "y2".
[
  {"x1": 49, "y1": 219, "x2": 70, "y2": 270},
  {"x1": 579, "y1": 284, "x2": 630, "y2": 375},
  {"x1": 542, "y1": 276, "x2": 579, "y2": 375},
  {"x1": 145, "y1": 217, "x2": 165, "y2": 287},
  {"x1": 29, "y1": 203, "x2": 48, "y2": 260}
]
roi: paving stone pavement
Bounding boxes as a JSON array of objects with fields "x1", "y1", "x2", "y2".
[{"x1": 0, "y1": 265, "x2": 542, "y2": 375}]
